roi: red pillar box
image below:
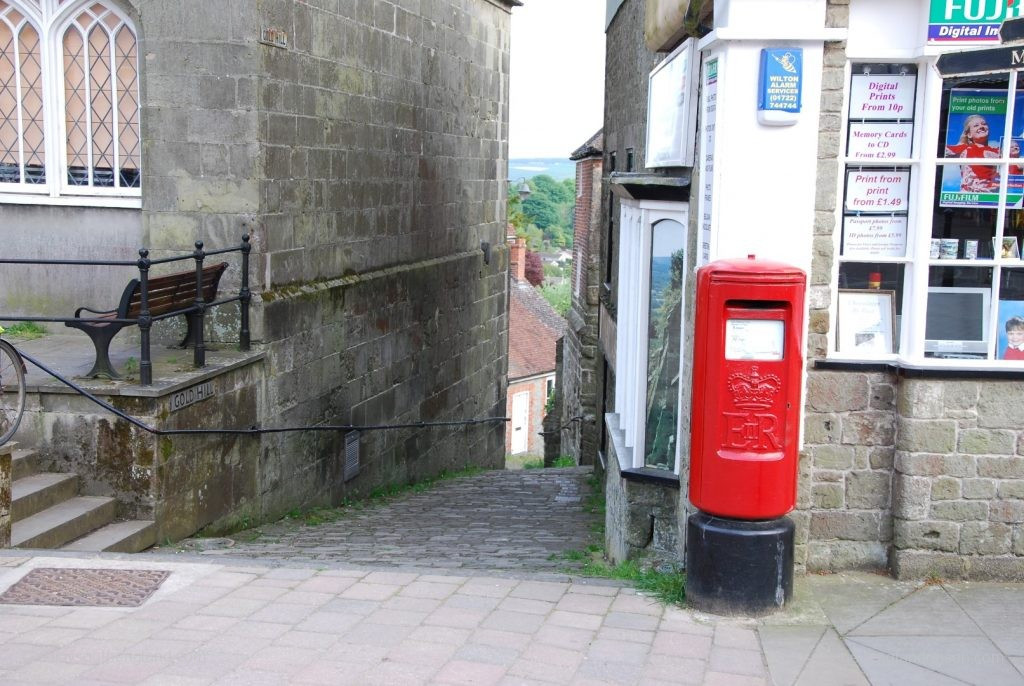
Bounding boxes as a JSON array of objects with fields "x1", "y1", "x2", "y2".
[{"x1": 686, "y1": 255, "x2": 806, "y2": 616}]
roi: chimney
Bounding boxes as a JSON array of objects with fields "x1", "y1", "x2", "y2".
[{"x1": 509, "y1": 236, "x2": 526, "y2": 282}]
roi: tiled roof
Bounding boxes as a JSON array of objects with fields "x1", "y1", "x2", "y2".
[
  {"x1": 508, "y1": 278, "x2": 566, "y2": 380},
  {"x1": 569, "y1": 130, "x2": 604, "y2": 161}
]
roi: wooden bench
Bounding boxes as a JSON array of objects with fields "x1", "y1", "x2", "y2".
[{"x1": 66, "y1": 262, "x2": 229, "y2": 379}]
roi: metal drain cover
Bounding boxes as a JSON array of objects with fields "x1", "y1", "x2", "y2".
[{"x1": 0, "y1": 568, "x2": 170, "y2": 607}]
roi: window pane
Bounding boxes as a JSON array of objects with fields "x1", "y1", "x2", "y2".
[
  {"x1": 838, "y1": 263, "x2": 905, "y2": 353},
  {"x1": 0, "y1": 11, "x2": 45, "y2": 185},
  {"x1": 115, "y1": 25, "x2": 138, "y2": 187},
  {"x1": 643, "y1": 219, "x2": 684, "y2": 470},
  {"x1": 925, "y1": 266, "x2": 993, "y2": 359},
  {"x1": 930, "y1": 193, "x2": 998, "y2": 257},
  {"x1": 64, "y1": 26, "x2": 88, "y2": 185},
  {"x1": 997, "y1": 268, "x2": 1024, "y2": 360},
  {"x1": 64, "y1": 7, "x2": 141, "y2": 190},
  {"x1": 0, "y1": 17, "x2": 19, "y2": 181},
  {"x1": 88, "y1": 24, "x2": 113, "y2": 187},
  {"x1": 19, "y1": 23, "x2": 43, "y2": 182}
]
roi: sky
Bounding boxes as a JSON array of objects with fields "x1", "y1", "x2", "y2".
[{"x1": 508, "y1": 1, "x2": 606, "y2": 160}]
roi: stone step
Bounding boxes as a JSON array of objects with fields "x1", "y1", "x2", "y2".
[
  {"x1": 63, "y1": 520, "x2": 157, "y2": 553},
  {"x1": 12, "y1": 497, "x2": 117, "y2": 549},
  {"x1": 11, "y1": 448, "x2": 40, "y2": 480},
  {"x1": 12, "y1": 472, "x2": 78, "y2": 521}
]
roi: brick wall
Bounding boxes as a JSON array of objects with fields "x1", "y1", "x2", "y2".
[
  {"x1": 561, "y1": 154, "x2": 603, "y2": 465},
  {"x1": 507, "y1": 375, "x2": 553, "y2": 457}
]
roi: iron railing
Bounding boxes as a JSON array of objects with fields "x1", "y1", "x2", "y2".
[{"x1": 0, "y1": 234, "x2": 252, "y2": 386}]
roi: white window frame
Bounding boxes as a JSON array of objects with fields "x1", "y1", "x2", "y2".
[
  {"x1": 830, "y1": 56, "x2": 1024, "y2": 370},
  {"x1": 612, "y1": 198, "x2": 687, "y2": 473},
  {"x1": 0, "y1": 0, "x2": 140, "y2": 208}
]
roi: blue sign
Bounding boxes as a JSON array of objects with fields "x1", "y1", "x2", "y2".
[{"x1": 758, "y1": 49, "x2": 802, "y2": 113}]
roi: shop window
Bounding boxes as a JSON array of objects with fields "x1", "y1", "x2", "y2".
[
  {"x1": 611, "y1": 199, "x2": 687, "y2": 472},
  {"x1": 0, "y1": 0, "x2": 140, "y2": 205},
  {"x1": 836, "y1": 62, "x2": 1024, "y2": 365}
]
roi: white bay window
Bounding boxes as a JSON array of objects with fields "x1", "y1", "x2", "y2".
[
  {"x1": 834, "y1": 59, "x2": 1024, "y2": 367},
  {"x1": 613, "y1": 199, "x2": 687, "y2": 472}
]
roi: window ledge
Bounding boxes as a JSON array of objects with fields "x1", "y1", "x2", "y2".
[
  {"x1": 605, "y1": 412, "x2": 681, "y2": 486},
  {"x1": 621, "y1": 467, "x2": 680, "y2": 488},
  {"x1": 815, "y1": 358, "x2": 1024, "y2": 380},
  {"x1": 0, "y1": 193, "x2": 141, "y2": 210}
]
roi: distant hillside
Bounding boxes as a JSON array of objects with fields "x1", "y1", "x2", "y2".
[{"x1": 509, "y1": 158, "x2": 575, "y2": 182}]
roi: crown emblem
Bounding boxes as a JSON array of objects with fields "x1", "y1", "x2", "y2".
[{"x1": 727, "y1": 366, "x2": 782, "y2": 410}]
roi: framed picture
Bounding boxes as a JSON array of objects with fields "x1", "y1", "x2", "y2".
[
  {"x1": 837, "y1": 289, "x2": 896, "y2": 354},
  {"x1": 995, "y1": 236, "x2": 1020, "y2": 259},
  {"x1": 645, "y1": 39, "x2": 698, "y2": 168},
  {"x1": 997, "y1": 299, "x2": 1024, "y2": 360}
]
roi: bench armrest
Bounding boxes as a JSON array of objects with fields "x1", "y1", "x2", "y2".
[{"x1": 74, "y1": 305, "x2": 117, "y2": 318}]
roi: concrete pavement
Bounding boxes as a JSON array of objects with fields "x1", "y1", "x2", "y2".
[{"x1": 0, "y1": 551, "x2": 1021, "y2": 685}]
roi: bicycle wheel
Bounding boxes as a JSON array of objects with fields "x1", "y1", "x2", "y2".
[{"x1": 0, "y1": 339, "x2": 26, "y2": 445}]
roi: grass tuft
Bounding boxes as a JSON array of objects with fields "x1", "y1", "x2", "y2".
[
  {"x1": 2, "y1": 321, "x2": 47, "y2": 339},
  {"x1": 580, "y1": 558, "x2": 686, "y2": 606}
]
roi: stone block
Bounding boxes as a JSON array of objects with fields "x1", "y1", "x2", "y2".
[
  {"x1": 1014, "y1": 526, "x2": 1024, "y2": 555},
  {"x1": 930, "y1": 500, "x2": 988, "y2": 522},
  {"x1": 964, "y1": 556, "x2": 1024, "y2": 582},
  {"x1": 870, "y1": 382, "x2": 895, "y2": 411},
  {"x1": 810, "y1": 511, "x2": 880, "y2": 541},
  {"x1": 963, "y1": 478, "x2": 998, "y2": 499},
  {"x1": 896, "y1": 452, "x2": 976, "y2": 478},
  {"x1": 999, "y1": 481, "x2": 1024, "y2": 499},
  {"x1": 978, "y1": 383, "x2": 1024, "y2": 428},
  {"x1": 868, "y1": 446, "x2": 895, "y2": 470},
  {"x1": 806, "y1": 372, "x2": 869, "y2": 412},
  {"x1": 812, "y1": 483, "x2": 844, "y2": 509},
  {"x1": 958, "y1": 429, "x2": 1016, "y2": 455},
  {"x1": 960, "y1": 521, "x2": 1012, "y2": 555},
  {"x1": 846, "y1": 470, "x2": 891, "y2": 510},
  {"x1": 989, "y1": 500, "x2": 1024, "y2": 523},
  {"x1": 805, "y1": 541, "x2": 888, "y2": 572},
  {"x1": 930, "y1": 476, "x2": 961, "y2": 501},
  {"x1": 812, "y1": 444, "x2": 855, "y2": 470},
  {"x1": 892, "y1": 550, "x2": 967, "y2": 580},
  {"x1": 842, "y1": 411, "x2": 895, "y2": 445},
  {"x1": 977, "y1": 456, "x2": 1024, "y2": 479},
  {"x1": 897, "y1": 380, "x2": 945, "y2": 419},
  {"x1": 894, "y1": 520, "x2": 960, "y2": 552},
  {"x1": 893, "y1": 473, "x2": 931, "y2": 520},
  {"x1": 897, "y1": 419, "x2": 956, "y2": 453}
]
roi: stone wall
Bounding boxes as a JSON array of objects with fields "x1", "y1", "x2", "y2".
[
  {"x1": 5, "y1": 0, "x2": 514, "y2": 539},
  {"x1": 802, "y1": 370, "x2": 896, "y2": 571},
  {"x1": 602, "y1": 0, "x2": 662, "y2": 316},
  {"x1": 892, "y1": 378, "x2": 1024, "y2": 581},
  {"x1": 604, "y1": 416, "x2": 681, "y2": 565},
  {"x1": 561, "y1": 154, "x2": 603, "y2": 465},
  {"x1": 249, "y1": 0, "x2": 511, "y2": 520}
]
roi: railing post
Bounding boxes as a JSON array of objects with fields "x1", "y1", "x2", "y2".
[
  {"x1": 137, "y1": 249, "x2": 152, "y2": 386},
  {"x1": 193, "y1": 241, "x2": 206, "y2": 369},
  {"x1": 239, "y1": 232, "x2": 251, "y2": 352}
]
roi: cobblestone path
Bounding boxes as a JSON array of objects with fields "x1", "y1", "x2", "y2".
[{"x1": 163, "y1": 468, "x2": 601, "y2": 575}]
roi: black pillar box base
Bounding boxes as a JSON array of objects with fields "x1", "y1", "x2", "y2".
[{"x1": 685, "y1": 512, "x2": 794, "y2": 616}]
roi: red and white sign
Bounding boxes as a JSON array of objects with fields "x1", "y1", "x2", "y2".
[{"x1": 845, "y1": 170, "x2": 910, "y2": 212}]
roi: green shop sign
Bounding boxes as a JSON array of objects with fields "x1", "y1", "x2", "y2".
[{"x1": 929, "y1": 0, "x2": 1024, "y2": 42}]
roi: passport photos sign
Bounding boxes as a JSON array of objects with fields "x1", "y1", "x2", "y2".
[{"x1": 929, "y1": 0, "x2": 1024, "y2": 43}]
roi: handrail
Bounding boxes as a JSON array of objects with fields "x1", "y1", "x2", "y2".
[{"x1": 0, "y1": 232, "x2": 252, "y2": 385}]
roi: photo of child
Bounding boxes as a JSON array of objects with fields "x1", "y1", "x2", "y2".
[{"x1": 998, "y1": 300, "x2": 1024, "y2": 360}]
